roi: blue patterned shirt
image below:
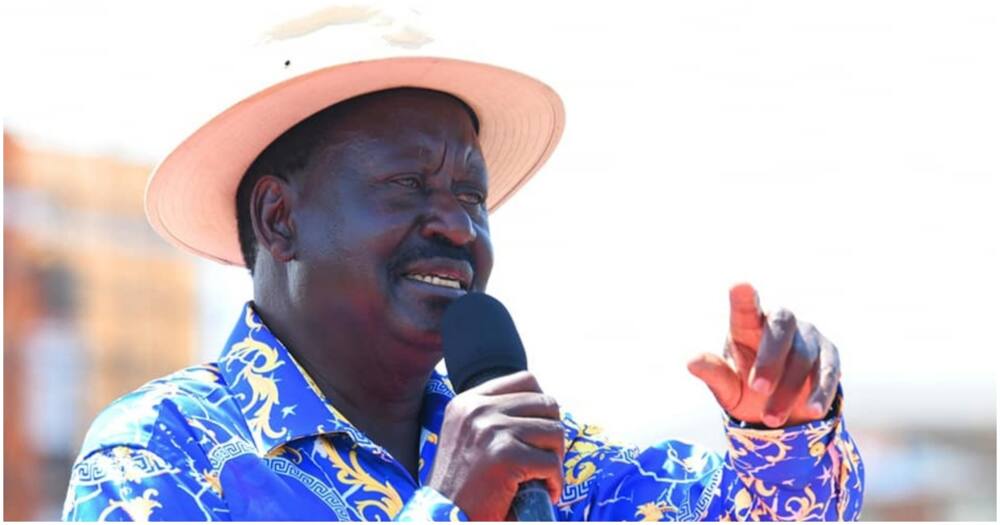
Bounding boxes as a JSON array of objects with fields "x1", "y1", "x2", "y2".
[{"x1": 63, "y1": 303, "x2": 864, "y2": 521}]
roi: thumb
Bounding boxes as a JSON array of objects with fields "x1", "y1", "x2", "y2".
[{"x1": 687, "y1": 353, "x2": 742, "y2": 413}]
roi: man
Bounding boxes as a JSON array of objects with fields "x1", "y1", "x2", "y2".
[{"x1": 64, "y1": 58, "x2": 863, "y2": 521}]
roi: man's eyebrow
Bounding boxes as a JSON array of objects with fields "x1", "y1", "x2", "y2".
[
  {"x1": 465, "y1": 146, "x2": 486, "y2": 165},
  {"x1": 464, "y1": 153, "x2": 489, "y2": 186}
]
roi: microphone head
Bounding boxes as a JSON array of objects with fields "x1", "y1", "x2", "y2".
[{"x1": 441, "y1": 293, "x2": 527, "y2": 394}]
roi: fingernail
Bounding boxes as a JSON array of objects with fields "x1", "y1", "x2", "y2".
[
  {"x1": 751, "y1": 377, "x2": 771, "y2": 394},
  {"x1": 763, "y1": 413, "x2": 782, "y2": 428}
]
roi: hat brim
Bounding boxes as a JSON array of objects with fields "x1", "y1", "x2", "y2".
[{"x1": 144, "y1": 56, "x2": 564, "y2": 266}]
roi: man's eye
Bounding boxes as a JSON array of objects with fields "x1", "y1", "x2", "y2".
[
  {"x1": 391, "y1": 176, "x2": 422, "y2": 189},
  {"x1": 457, "y1": 192, "x2": 485, "y2": 206}
]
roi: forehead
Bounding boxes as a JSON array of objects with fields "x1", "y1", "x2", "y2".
[
  {"x1": 285, "y1": 90, "x2": 485, "y2": 192},
  {"x1": 318, "y1": 89, "x2": 479, "y2": 149}
]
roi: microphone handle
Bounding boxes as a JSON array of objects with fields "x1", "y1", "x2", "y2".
[{"x1": 511, "y1": 480, "x2": 556, "y2": 521}]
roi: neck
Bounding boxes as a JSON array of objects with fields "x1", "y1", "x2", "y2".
[
  {"x1": 250, "y1": 293, "x2": 435, "y2": 479},
  {"x1": 300, "y1": 341, "x2": 429, "y2": 480}
]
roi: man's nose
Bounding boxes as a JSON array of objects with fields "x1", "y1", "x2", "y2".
[{"x1": 420, "y1": 191, "x2": 477, "y2": 247}]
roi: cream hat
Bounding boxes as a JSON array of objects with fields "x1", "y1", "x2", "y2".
[{"x1": 144, "y1": 5, "x2": 564, "y2": 266}]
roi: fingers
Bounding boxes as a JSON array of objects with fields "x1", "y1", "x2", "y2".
[
  {"x1": 490, "y1": 392, "x2": 561, "y2": 419},
  {"x1": 806, "y1": 331, "x2": 841, "y2": 418},
  {"x1": 687, "y1": 353, "x2": 742, "y2": 413},
  {"x1": 504, "y1": 439, "x2": 565, "y2": 503},
  {"x1": 466, "y1": 373, "x2": 560, "y2": 419},
  {"x1": 748, "y1": 309, "x2": 798, "y2": 395},
  {"x1": 433, "y1": 370, "x2": 565, "y2": 518},
  {"x1": 729, "y1": 283, "x2": 764, "y2": 351},
  {"x1": 507, "y1": 416, "x2": 566, "y2": 459},
  {"x1": 723, "y1": 285, "x2": 844, "y2": 427},
  {"x1": 468, "y1": 370, "x2": 541, "y2": 395},
  {"x1": 724, "y1": 335, "x2": 756, "y2": 378},
  {"x1": 762, "y1": 329, "x2": 818, "y2": 427},
  {"x1": 492, "y1": 415, "x2": 565, "y2": 504}
]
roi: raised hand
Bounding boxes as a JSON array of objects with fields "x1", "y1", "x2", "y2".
[{"x1": 687, "y1": 283, "x2": 841, "y2": 428}]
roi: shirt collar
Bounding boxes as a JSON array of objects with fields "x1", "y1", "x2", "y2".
[{"x1": 218, "y1": 302, "x2": 454, "y2": 459}]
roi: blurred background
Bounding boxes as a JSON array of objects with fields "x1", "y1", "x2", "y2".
[{"x1": 3, "y1": 0, "x2": 997, "y2": 520}]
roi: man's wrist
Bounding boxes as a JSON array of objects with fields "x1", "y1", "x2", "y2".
[{"x1": 726, "y1": 385, "x2": 843, "y2": 430}]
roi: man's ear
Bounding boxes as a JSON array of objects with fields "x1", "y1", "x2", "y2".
[{"x1": 250, "y1": 175, "x2": 297, "y2": 264}]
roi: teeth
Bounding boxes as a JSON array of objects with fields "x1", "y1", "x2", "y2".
[{"x1": 405, "y1": 273, "x2": 462, "y2": 290}]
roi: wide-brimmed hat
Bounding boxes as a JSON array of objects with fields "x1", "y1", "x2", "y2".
[{"x1": 144, "y1": 7, "x2": 564, "y2": 266}]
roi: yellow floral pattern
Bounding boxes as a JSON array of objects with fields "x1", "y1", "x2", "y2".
[
  {"x1": 317, "y1": 438, "x2": 404, "y2": 519},
  {"x1": 97, "y1": 489, "x2": 162, "y2": 521},
  {"x1": 226, "y1": 336, "x2": 287, "y2": 444}
]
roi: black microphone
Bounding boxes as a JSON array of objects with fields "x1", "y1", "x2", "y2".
[{"x1": 441, "y1": 293, "x2": 557, "y2": 521}]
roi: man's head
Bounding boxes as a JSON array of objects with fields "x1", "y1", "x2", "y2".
[{"x1": 236, "y1": 88, "x2": 494, "y2": 351}]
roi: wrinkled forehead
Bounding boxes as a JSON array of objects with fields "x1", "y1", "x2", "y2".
[
  {"x1": 309, "y1": 88, "x2": 484, "y2": 167},
  {"x1": 324, "y1": 88, "x2": 479, "y2": 139},
  {"x1": 243, "y1": 87, "x2": 484, "y2": 190}
]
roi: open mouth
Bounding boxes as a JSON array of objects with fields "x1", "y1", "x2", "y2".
[
  {"x1": 398, "y1": 257, "x2": 473, "y2": 292},
  {"x1": 403, "y1": 273, "x2": 466, "y2": 290}
]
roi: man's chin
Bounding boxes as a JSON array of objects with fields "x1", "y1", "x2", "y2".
[
  {"x1": 386, "y1": 278, "x2": 468, "y2": 350},
  {"x1": 386, "y1": 307, "x2": 447, "y2": 353}
]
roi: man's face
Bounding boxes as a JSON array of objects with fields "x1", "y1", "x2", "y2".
[{"x1": 287, "y1": 90, "x2": 493, "y2": 353}]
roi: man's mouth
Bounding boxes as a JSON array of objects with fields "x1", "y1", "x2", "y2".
[
  {"x1": 403, "y1": 273, "x2": 465, "y2": 290},
  {"x1": 397, "y1": 257, "x2": 474, "y2": 292}
]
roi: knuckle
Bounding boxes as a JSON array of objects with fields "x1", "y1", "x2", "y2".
[
  {"x1": 793, "y1": 332, "x2": 818, "y2": 358},
  {"x1": 464, "y1": 399, "x2": 490, "y2": 420},
  {"x1": 511, "y1": 370, "x2": 531, "y2": 381},
  {"x1": 771, "y1": 308, "x2": 796, "y2": 326},
  {"x1": 544, "y1": 421, "x2": 566, "y2": 445},
  {"x1": 521, "y1": 371, "x2": 541, "y2": 391},
  {"x1": 548, "y1": 451, "x2": 564, "y2": 471},
  {"x1": 485, "y1": 432, "x2": 511, "y2": 458},
  {"x1": 496, "y1": 436, "x2": 524, "y2": 464},
  {"x1": 541, "y1": 394, "x2": 560, "y2": 415},
  {"x1": 470, "y1": 414, "x2": 495, "y2": 436},
  {"x1": 795, "y1": 340, "x2": 815, "y2": 360}
]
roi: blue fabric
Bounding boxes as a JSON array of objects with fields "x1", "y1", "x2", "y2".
[{"x1": 63, "y1": 303, "x2": 864, "y2": 521}]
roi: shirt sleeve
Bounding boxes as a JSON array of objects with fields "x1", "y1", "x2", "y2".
[
  {"x1": 395, "y1": 486, "x2": 468, "y2": 521},
  {"x1": 556, "y1": 390, "x2": 865, "y2": 521},
  {"x1": 62, "y1": 445, "x2": 229, "y2": 521}
]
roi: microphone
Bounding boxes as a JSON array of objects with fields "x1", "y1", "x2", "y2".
[{"x1": 441, "y1": 293, "x2": 557, "y2": 522}]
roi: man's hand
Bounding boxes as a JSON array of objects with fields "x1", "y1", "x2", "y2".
[
  {"x1": 428, "y1": 371, "x2": 565, "y2": 520},
  {"x1": 687, "y1": 283, "x2": 842, "y2": 428}
]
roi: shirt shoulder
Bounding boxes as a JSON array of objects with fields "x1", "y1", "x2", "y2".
[{"x1": 77, "y1": 363, "x2": 244, "y2": 460}]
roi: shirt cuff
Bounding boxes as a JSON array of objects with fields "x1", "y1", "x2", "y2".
[
  {"x1": 396, "y1": 486, "x2": 468, "y2": 522},
  {"x1": 722, "y1": 387, "x2": 845, "y2": 488}
]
